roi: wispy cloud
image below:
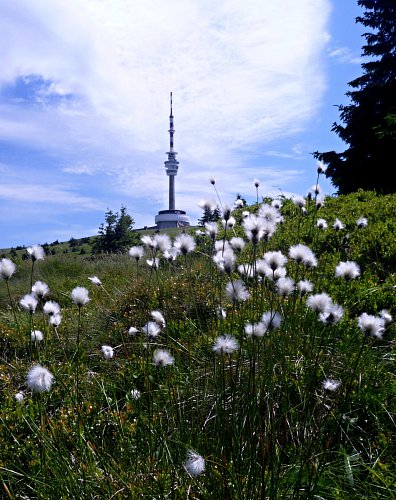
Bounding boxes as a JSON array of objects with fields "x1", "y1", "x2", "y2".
[
  {"x1": 62, "y1": 164, "x2": 97, "y2": 175},
  {"x1": 264, "y1": 149, "x2": 305, "y2": 160},
  {"x1": 0, "y1": 183, "x2": 102, "y2": 210},
  {"x1": 328, "y1": 46, "x2": 361, "y2": 65}
]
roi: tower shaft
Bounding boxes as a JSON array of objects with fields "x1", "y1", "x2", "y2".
[{"x1": 169, "y1": 175, "x2": 175, "y2": 211}]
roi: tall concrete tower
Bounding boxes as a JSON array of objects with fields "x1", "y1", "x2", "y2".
[
  {"x1": 155, "y1": 93, "x2": 190, "y2": 229},
  {"x1": 165, "y1": 92, "x2": 178, "y2": 210}
]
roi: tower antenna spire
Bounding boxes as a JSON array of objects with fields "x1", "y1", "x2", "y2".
[{"x1": 168, "y1": 92, "x2": 175, "y2": 154}]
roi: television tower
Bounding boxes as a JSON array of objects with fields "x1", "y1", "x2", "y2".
[
  {"x1": 165, "y1": 92, "x2": 179, "y2": 210},
  {"x1": 154, "y1": 93, "x2": 190, "y2": 229}
]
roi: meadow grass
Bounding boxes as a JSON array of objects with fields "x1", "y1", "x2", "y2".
[{"x1": 0, "y1": 189, "x2": 395, "y2": 499}]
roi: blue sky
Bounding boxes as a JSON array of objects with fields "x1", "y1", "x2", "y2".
[{"x1": 0, "y1": 0, "x2": 366, "y2": 248}]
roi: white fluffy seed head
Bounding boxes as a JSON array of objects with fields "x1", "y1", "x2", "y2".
[
  {"x1": 225, "y1": 280, "x2": 250, "y2": 303},
  {"x1": 153, "y1": 349, "x2": 174, "y2": 367},
  {"x1": 310, "y1": 183, "x2": 321, "y2": 195},
  {"x1": 333, "y1": 218, "x2": 344, "y2": 231},
  {"x1": 15, "y1": 392, "x2": 24, "y2": 403},
  {"x1": 243, "y1": 215, "x2": 265, "y2": 244},
  {"x1": 319, "y1": 304, "x2": 344, "y2": 325},
  {"x1": 130, "y1": 389, "x2": 141, "y2": 400},
  {"x1": 212, "y1": 334, "x2": 239, "y2": 354},
  {"x1": 204, "y1": 222, "x2": 218, "y2": 239},
  {"x1": 271, "y1": 199, "x2": 282, "y2": 209},
  {"x1": 213, "y1": 249, "x2": 236, "y2": 274},
  {"x1": 141, "y1": 235, "x2": 157, "y2": 249},
  {"x1": 276, "y1": 277, "x2": 295, "y2": 297},
  {"x1": 184, "y1": 450, "x2": 205, "y2": 477},
  {"x1": 198, "y1": 198, "x2": 217, "y2": 211},
  {"x1": 128, "y1": 326, "x2": 139, "y2": 336},
  {"x1": 19, "y1": 294, "x2": 38, "y2": 314},
  {"x1": 129, "y1": 246, "x2": 145, "y2": 260},
  {"x1": 31, "y1": 280, "x2": 50, "y2": 298},
  {"x1": 335, "y1": 261, "x2": 361, "y2": 281},
  {"x1": 101, "y1": 345, "x2": 114, "y2": 360},
  {"x1": 71, "y1": 286, "x2": 90, "y2": 307},
  {"x1": 261, "y1": 311, "x2": 283, "y2": 331},
  {"x1": 153, "y1": 234, "x2": 172, "y2": 252},
  {"x1": 43, "y1": 300, "x2": 60, "y2": 316},
  {"x1": 289, "y1": 244, "x2": 317, "y2": 268},
  {"x1": 258, "y1": 204, "x2": 282, "y2": 225},
  {"x1": 245, "y1": 322, "x2": 266, "y2": 338},
  {"x1": 298, "y1": 280, "x2": 314, "y2": 296},
  {"x1": 142, "y1": 321, "x2": 161, "y2": 339},
  {"x1": 229, "y1": 237, "x2": 246, "y2": 252},
  {"x1": 151, "y1": 310, "x2": 166, "y2": 328},
  {"x1": 358, "y1": 313, "x2": 385, "y2": 339},
  {"x1": 379, "y1": 309, "x2": 392, "y2": 326},
  {"x1": 174, "y1": 234, "x2": 196, "y2": 255},
  {"x1": 0, "y1": 258, "x2": 16, "y2": 280},
  {"x1": 26, "y1": 364, "x2": 54, "y2": 393},
  {"x1": 88, "y1": 276, "x2": 102, "y2": 286},
  {"x1": 49, "y1": 313, "x2": 62, "y2": 327},
  {"x1": 316, "y1": 196, "x2": 325, "y2": 209},
  {"x1": 306, "y1": 293, "x2": 333, "y2": 313},
  {"x1": 31, "y1": 330, "x2": 44, "y2": 342},
  {"x1": 323, "y1": 379, "x2": 341, "y2": 391},
  {"x1": 27, "y1": 245, "x2": 45, "y2": 262},
  {"x1": 263, "y1": 251, "x2": 287, "y2": 271},
  {"x1": 163, "y1": 248, "x2": 178, "y2": 262},
  {"x1": 293, "y1": 196, "x2": 306, "y2": 208},
  {"x1": 357, "y1": 217, "x2": 368, "y2": 228}
]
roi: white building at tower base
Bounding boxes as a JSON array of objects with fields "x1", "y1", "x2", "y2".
[{"x1": 155, "y1": 209, "x2": 190, "y2": 229}]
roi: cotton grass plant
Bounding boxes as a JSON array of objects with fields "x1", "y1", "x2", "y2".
[{"x1": 0, "y1": 183, "x2": 395, "y2": 498}]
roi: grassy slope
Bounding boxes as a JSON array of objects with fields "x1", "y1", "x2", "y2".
[{"x1": 0, "y1": 191, "x2": 395, "y2": 498}]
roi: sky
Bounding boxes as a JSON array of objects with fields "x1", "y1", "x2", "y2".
[{"x1": 0, "y1": 0, "x2": 367, "y2": 248}]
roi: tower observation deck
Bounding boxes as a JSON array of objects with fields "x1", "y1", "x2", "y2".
[{"x1": 155, "y1": 93, "x2": 190, "y2": 229}]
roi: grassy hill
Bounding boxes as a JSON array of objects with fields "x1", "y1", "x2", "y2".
[
  {"x1": 0, "y1": 190, "x2": 395, "y2": 498},
  {"x1": 0, "y1": 226, "x2": 191, "y2": 261}
]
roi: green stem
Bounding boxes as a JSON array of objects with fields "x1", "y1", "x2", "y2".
[{"x1": 5, "y1": 279, "x2": 20, "y2": 332}]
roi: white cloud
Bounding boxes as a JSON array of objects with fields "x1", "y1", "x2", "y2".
[
  {"x1": 0, "y1": 0, "x2": 330, "y2": 157},
  {"x1": 0, "y1": 0, "x2": 333, "y2": 245}
]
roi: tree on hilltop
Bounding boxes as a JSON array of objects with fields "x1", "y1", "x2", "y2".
[
  {"x1": 93, "y1": 206, "x2": 139, "y2": 253},
  {"x1": 314, "y1": 0, "x2": 396, "y2": 194},
  {"x1": 198, "y1": 205, "x2": 221, "y2": 226}
]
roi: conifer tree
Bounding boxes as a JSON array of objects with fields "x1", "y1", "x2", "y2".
[
  {"x1": 197, "y1": 205, "x2": 221, "y2": 226},
  {"x1": 93, "y1": 206, "x2": 139, "y2": 253},
  {"x1": 314, "y1": 0, "x2": 396, "y2": 194}
]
